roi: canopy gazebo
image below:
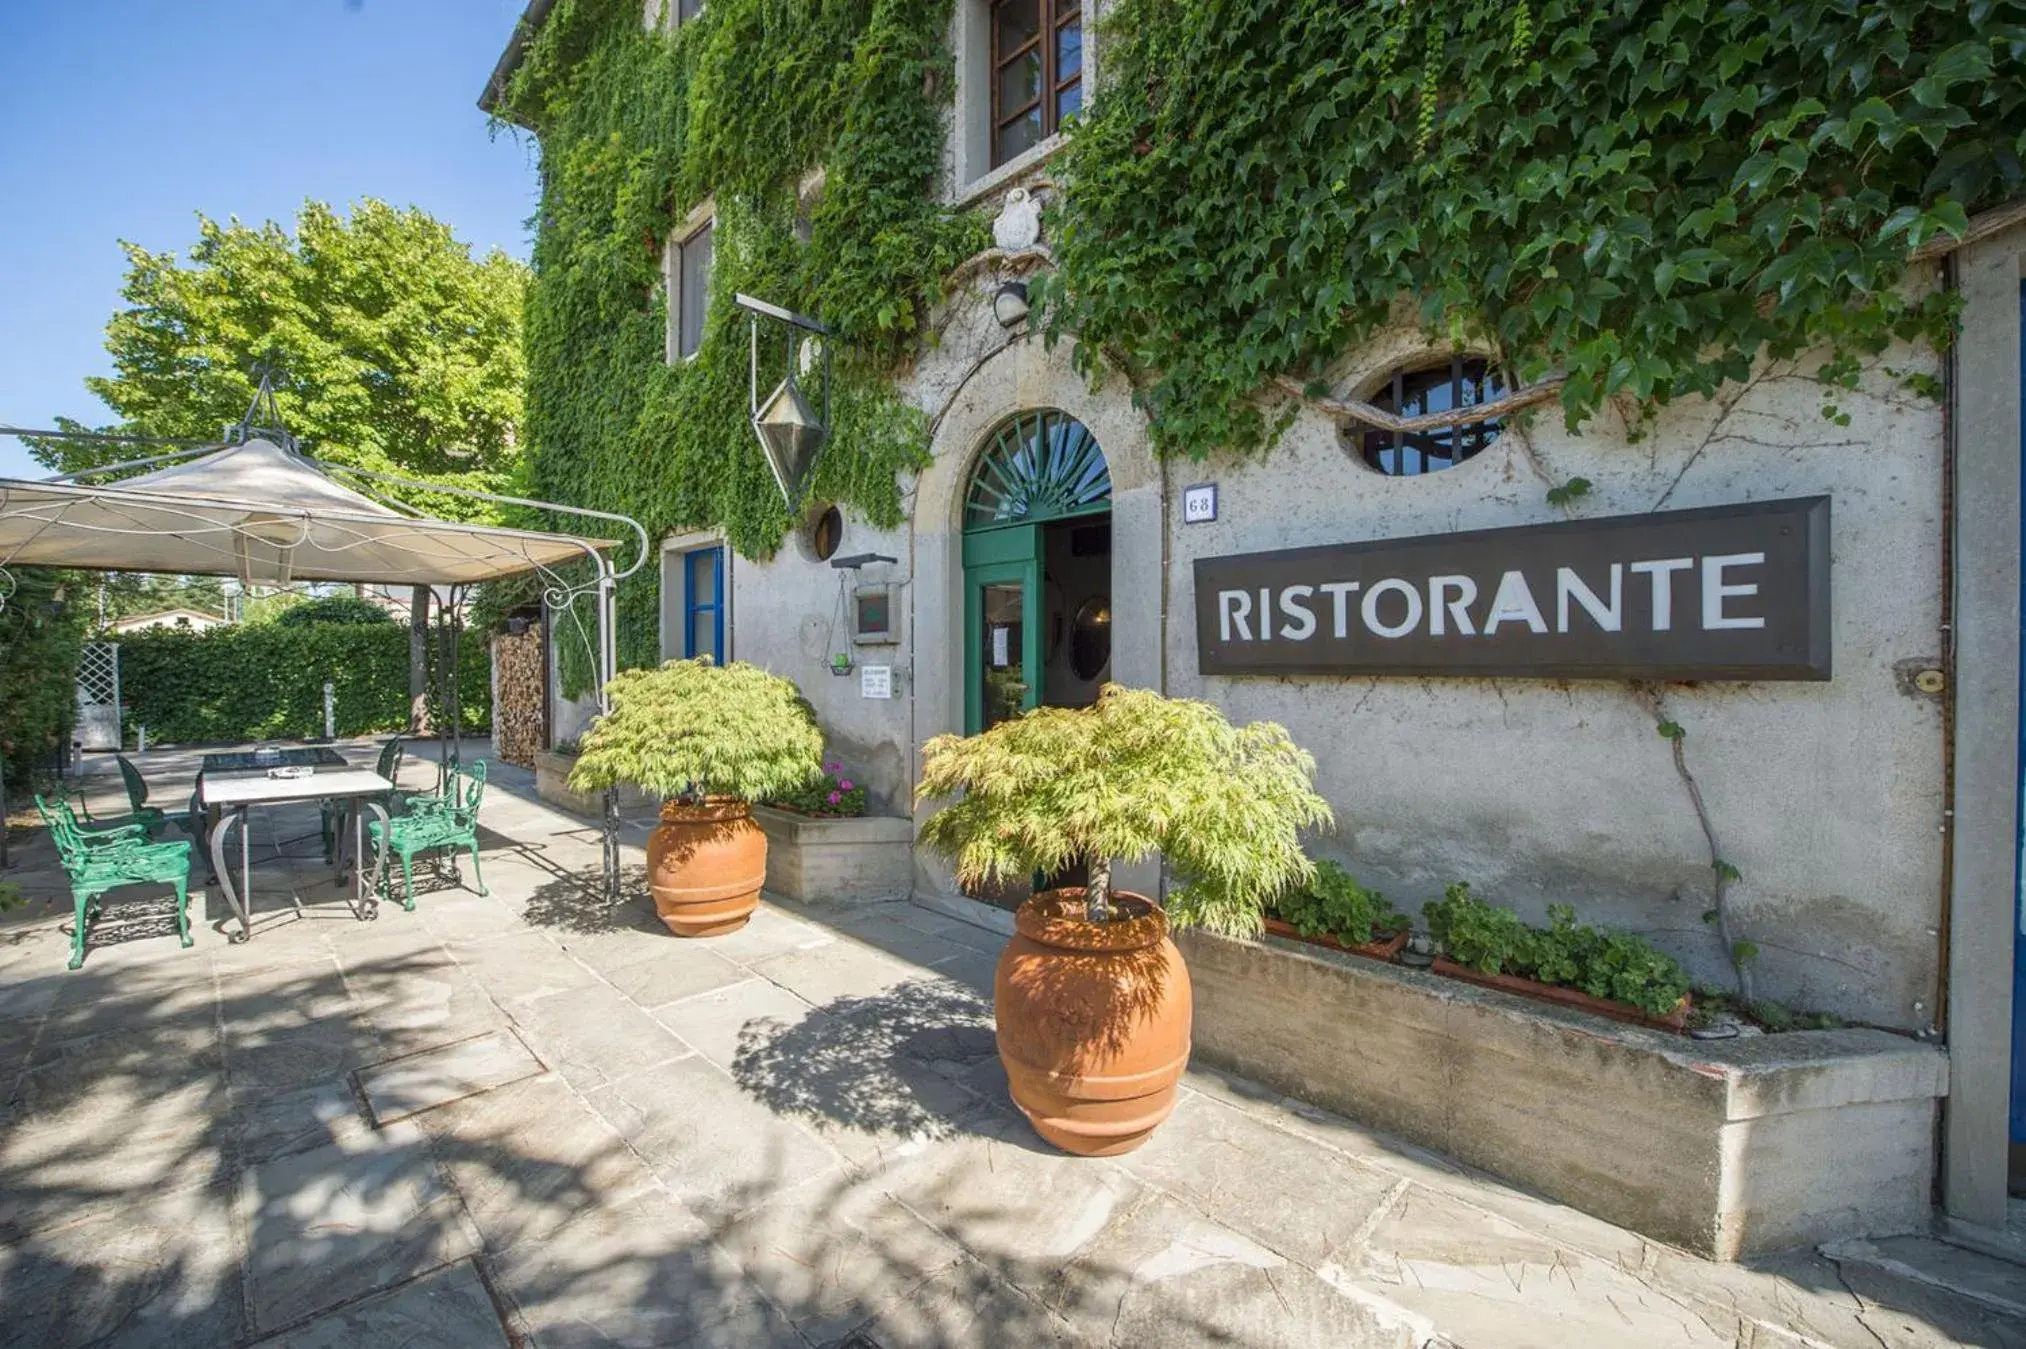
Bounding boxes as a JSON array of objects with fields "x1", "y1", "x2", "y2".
[{"x1": 0, "y1": 405, "x2": 647, "y2": 904}]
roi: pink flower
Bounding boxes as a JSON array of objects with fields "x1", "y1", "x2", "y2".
[
  {"x1": 839, "y1": 780, "x2": 853, "y2": 791},
  {"x1": 826, "y1": 790, "x2": 842, "y2": 805},
  {"x1": 825, "y1": 761, "x2": 839, "y2": 773}
]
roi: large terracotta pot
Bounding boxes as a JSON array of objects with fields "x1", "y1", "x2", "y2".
[
  {"x1": 994, "y1": 889, "x2": 1192, "y2": 1157},
  {"x1": 646, "y1": 799, "x2": 765, "y2": 937}
]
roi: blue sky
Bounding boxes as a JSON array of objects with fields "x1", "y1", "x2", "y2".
[{"x1": 0, "y1": 0, "x2": 538, "y2": 479}]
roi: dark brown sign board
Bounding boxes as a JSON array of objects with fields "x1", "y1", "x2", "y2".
[{"x1": 1193, "y1": 496, "x2": 1830, "y2": 681}]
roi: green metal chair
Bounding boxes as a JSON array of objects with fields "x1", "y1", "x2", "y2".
[
  {"x1": 323, "y1": 736, "x2": 406, "y2": 863},
  {"x1": 34, "y1": 795, "x2": 194, "y2": 970},
  {"x1": 370, "y1": 760, "x2": 488, "y2": 911},
  {"x1": 113, "y1": 755, "x2": 170, "y2": 837}
]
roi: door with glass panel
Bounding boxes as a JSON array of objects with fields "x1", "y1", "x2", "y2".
[{"x1": 964, "y1": 528, "x2": 1041, "y2": 734}]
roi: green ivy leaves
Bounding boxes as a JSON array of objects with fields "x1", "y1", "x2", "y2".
[{"x1": 1043, "y1": 0, "x2": 2024, "y2": 459}]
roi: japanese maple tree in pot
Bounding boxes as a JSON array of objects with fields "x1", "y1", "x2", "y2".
[
  {"x1": 570, "y1": 658, "x2": 823, "y2": 937},
  {"x1": 917, "y1": 684, "x2": 1330, "y2": 1155}
]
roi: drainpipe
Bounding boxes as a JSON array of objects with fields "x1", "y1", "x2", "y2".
[{"x1": 1934, "y1": 251, "x2": 1960, "y2": 1038}]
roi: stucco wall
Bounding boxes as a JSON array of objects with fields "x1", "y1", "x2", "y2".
[
  {"x1": 1166, "y1": 336, "x2": 1946, "y2": 1031},
  {"x1": 707, "y1": 272, "x2": 1946, "y2": 1031}
]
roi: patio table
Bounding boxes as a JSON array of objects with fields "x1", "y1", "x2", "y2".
[
  {"x1": 199, "y1": 763, "x2": 393, "y2": 941},
  {"x1": 200, "y1": 746, "x2": 348, "y2": 774}
]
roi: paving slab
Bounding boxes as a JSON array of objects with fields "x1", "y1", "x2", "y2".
[
  {"x1": 745, "y1": 938, "x2": 921, "y2": 1008},
  {"x1": 0, "y1": 1178, "x2": 247, "y2": 1349},
  {"x1": 651, "y1": 975, "x2": 822, "y2": 1070},
  {"x1": 354, "y1": 1027, "x2": 547, "y2": 1125},
  {"x1": 418, "y1": 1073, "x2": 660, "y2": 1253},
  {"x1": 505, "y1": 980, "x2": 692, "y2": 1092},
  {"x1": 592, "y1": 940, "x2": 753, "y2": 1010},
  {"x1": 239, "y1": 1119, "x2": 481, "y2": 1334},
  {"x1": 586, "y1": 1053, "x2": 842, "y2": 1221},
  {"x1": 226, "y1": 1023, "x2": 379, "y2": 1103},
  {"x1": 695, "y1": 904, "x2": 834, "y2": 962},
  {"x1": 489, "y1": 1187, "x2": 804, "y2": 1348},
  {"x1": 259, "y1": 1258, "x2": 507, "y2": 1348},
  {"x1": 449, "y1": 928, "x2": 601, "y2": 1007},
  {"x1": 1118, "y1": 1088, "x2": 1406, "y2": 1270},
  {"x1": 234, "y1": 1076, "x2": 376, "y2": 1164},
  {"x1": 853, "y1": 1252, "x2": 1081, "y2": 1349}
]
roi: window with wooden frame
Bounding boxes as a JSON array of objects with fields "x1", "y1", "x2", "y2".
[
  {"x1": 990, "y1": 0, "x2": 1081, "y2": 168},
  {"x1": 665, "y1": 219, "x2": 713, "y2": 362}
]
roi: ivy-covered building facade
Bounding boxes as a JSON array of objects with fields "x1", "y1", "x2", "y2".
[{"x1": 486, "y1": 0, "x2": 2026, "y2": 1254}]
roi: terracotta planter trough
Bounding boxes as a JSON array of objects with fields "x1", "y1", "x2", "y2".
[
  {"x1": 1430, "y1": 955, "x2": 1691, "y2": 1032},
  {"x1": 1261, "y1": 918, "x2": 1410, "y2": 963}
]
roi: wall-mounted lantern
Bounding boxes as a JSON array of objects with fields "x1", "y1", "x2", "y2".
[
  {"x1": 991, "y1": 281, "x2": 1030, "y2": 329},
  {"x1": 737, "y1": 292, "x2": 833, "y2": 512}
]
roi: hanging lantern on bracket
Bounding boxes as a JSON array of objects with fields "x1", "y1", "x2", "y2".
[{"x1": 737, "y1": 292, "x2": 833, "y2": 512}]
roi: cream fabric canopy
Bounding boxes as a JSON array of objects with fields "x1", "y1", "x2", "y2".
[{"x1": 0, "y1": 438, "x2": 612, "y2": 586}]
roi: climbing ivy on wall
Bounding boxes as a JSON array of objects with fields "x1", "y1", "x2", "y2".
[
  {"x1": 501, "y1": 0, "x2": 985, "y2": 684},
  {"x1": 1038, "y1": 0, "x2": 2026, "y2": 457}
]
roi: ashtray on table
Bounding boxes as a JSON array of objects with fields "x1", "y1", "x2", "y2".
[{"x1": 266, "y1": 765, "x2": 315, "y2": 780}]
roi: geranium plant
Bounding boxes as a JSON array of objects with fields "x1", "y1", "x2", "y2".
[
  {"x1": 766, "y1": 761, "x2": 868, "y2": 818},
  {"x1": 1271, "y1": 860, "x2": 1410, "y2": 947},
  {"x1": 916, "y1": 684, "x2": 1331, "y2": 930},
  {"x1": 568, "y1": 657, "x2": 824, "y2": 804}
]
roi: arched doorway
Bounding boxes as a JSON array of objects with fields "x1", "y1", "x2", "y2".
[{"x1": 961, "y1": 409, "x2": 1113, "y2": 733}]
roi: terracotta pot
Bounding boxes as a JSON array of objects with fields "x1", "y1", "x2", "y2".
[
  {"x1": 646, "y1": 799, "x2": 765, "y2": 937},
  {"x1": 995, "y1": 889, "x2": 1192, "y2": 1157}
]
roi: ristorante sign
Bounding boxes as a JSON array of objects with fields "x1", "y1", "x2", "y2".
[{"x1": 1193, "y1": 497, "x2": 1830, "y2": 681}]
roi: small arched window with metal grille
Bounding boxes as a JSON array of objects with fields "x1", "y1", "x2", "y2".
[
  {"x1": 1355, "y1": 357, "x2": 1506, "y2": 477},
  {"x1": 965, "y1": 409, "x2": 1112, "y2": 530}
]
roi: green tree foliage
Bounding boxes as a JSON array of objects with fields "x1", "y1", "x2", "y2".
[
  {"x1": 502, "y1": 0, "x2": 985, "y2": 679},
  {"x1": 1040, "y1": 0, "x2": 2026, "y2": 456},
  {"x1": 80, "y1": 573, "x2": 226, "y2": 629},
  {"x1": 35, "y1": 199, "x2": 529, "y2": 522},
  {"x1": 116, "y1": 624, "x2": 488, "y2": 745},
  {"x1": 916, "y1": 685, "x2": 1332, "y2": 931},
  {"x1": 0, "y1": 570, "x2": 87, "y2": 791},
  {"x1": 274, "y1": 595, "x2": 396, "y2": 628},
  {"x1": 567, "y1": 657, "x2": 826, "y2": 802}
]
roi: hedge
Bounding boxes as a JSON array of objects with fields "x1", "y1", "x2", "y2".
[
  {"x1": 1, "y1": 569, "x2": 86, "y2": 791},
  {"x1": 117, "y1": 623, "x2": 489, "y2": 746}
]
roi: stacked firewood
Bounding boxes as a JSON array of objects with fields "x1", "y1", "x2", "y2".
[{"x1": 492, "y1": 627, "x2": 544, "y2": 769}]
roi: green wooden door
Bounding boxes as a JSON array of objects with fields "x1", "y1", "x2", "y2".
[{"x1": 963, "y1": 524, "x2": 1042, "y2": 734}]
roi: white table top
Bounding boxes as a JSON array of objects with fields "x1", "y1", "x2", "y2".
[{"x1": 200, "y1": 767, "x2": 395, "y2": 807}]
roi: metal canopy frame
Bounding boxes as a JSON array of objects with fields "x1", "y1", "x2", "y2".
[{"x1": 0, "y1": 393, "x2": 649, "y2": 905}]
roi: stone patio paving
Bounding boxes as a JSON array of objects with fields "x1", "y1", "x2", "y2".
[{"x1": 0, "y1": 741, "x2": 2020, "y2": 1347}]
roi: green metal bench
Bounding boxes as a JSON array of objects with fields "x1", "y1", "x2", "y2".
[
  {"x1": 35, "y1": 795, "x2": 195, "y2": 969},
  {"x1": 370, "y1": 760, "x2": 488, "y2": 911}
]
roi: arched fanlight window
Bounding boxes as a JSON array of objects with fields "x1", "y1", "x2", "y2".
[
  {"x1": 1356, "y1": 356, "x2": 1506, "y2": 477},
  {"x1": 965, "y1": 409, "x2": 1111, "y2": 530}
]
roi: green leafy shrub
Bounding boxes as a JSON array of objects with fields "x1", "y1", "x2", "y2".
[
  {"x1": 1424, "y1": 886, "x2": 1692, "y2": 1019},
  {"x1": 116, "y1": 623, "x2": 487, "y2": 744},
  {"x1": 0, "y1": 568, "x2": 85, "y2": 791},
  {"x1": 0, "y1": 879, "x2": 22, "y2": 912},
  {"x1": 275, "y1": 595, "x2": 395, "y2": 627},
  {"x1": 765, "y1": 759, "x2": 869, "y2": 817},
  {"x1": 1270, "y1": 860, "x2": 1409, "y2": 947},
  {"x1": 568, "y1": 658, "x2": 824, "y2": 804},
  {"x1": 916, "y1": 684, "x2": 1332, "y2": 931}
]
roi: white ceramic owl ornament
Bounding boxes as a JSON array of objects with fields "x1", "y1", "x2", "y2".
[{"x1": 992, "y1": 187, "x2": 1043, "y2": 252}]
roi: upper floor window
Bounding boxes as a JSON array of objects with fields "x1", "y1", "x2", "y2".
[
  {"x1": 666, "y1": 219, "x2": 713, "y2": 362},
  {"x1": 681, "y1": 545, "x2": 724, "y2": 662},
  {"x1": 1356, "y1": 356, "x2": 1506, "y2": 477},
  {"x1": 992, "y1": 0, "x2": 1081, "y2": 168}
]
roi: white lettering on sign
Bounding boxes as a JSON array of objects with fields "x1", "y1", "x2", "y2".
[
  {"x1": 1629, "y1": 557, "x2": 1694, "y2": 631},
  {"x1": 1219, "y1": 589, "x2": 1252, "y2": 642},
  {"x1": 1278, "y1": 585, "x2": 1317, "y2": 640},
  {"x1": 1319, "y1": 581, "x2": 1360, "y2": 637},
  {"x1": 1361, "y1": 578, "x2": 1422, "y2": 639},
  {"x1": 1556, "y1": 564, "x2": 1623, "y2": 633},
  {"x1": 1483, "y1": 570, "x2": 1548, "y2": 634},
  {"x1": 1428, "y1": 575, "x2": 1478, "y2": 636},
  {"x1": 1702, "y1": 552, "x2": 1766, "y2": 629}
]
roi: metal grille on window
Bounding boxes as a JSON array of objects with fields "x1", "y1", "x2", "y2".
[
  {"x1": 1356, "y1": 357, "x2": 1505, "y2": 476},
  {"x1": 991, "y1": 0, "x2": 1082, "y2": 168},
  {"x1": 965, "y1": 409, "x2": 1111, "y2": 529}
]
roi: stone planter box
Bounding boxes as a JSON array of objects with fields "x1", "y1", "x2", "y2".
[
  {"x1": 532, "y1": 749, "x2": 657, "y2": 817},
  {"x1": 1178, "y1": 927, "x2": 1948, "y2": 1260},
  {"x1": 752, "y1": 806, "x2": 914, "y2": 905}
]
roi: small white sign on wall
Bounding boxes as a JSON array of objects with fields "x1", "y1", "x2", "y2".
[
  {"x1": 859, "y1": 664, "x2": 893, "y2": 699},
  {"x1": 1183, "y1": 482, "x2": 1218, "y2": 524}
]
